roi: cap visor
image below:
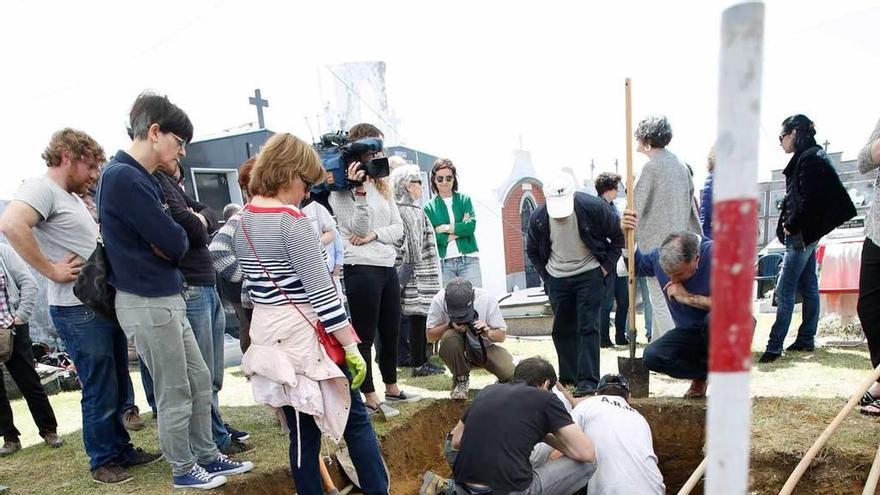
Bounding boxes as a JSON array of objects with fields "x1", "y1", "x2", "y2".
[
  {"x1": 546, "y1": 195, "x2": 574, "y2": 218},
  {"x1": 448, "y1": 308, "x2": 476, "y2": 323}
]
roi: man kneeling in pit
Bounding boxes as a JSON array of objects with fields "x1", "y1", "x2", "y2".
[{"x1": 420, "y1": 357, "x2": 596, "y2": 495}]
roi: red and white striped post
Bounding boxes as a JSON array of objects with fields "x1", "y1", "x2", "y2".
[{"x1": 707, "y1": 3, "x2": 765, "y2": 494}]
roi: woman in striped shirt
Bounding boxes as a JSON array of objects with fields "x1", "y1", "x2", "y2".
[{"x1": 231, "y1": 133, "x2": 388, "y2": 494}]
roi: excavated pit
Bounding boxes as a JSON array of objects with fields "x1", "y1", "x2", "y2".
[{"x1": 224, "y1": 399, "x2": 868, "y2": 494}]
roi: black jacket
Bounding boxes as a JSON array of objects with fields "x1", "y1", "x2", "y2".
[
  {"x1": 155, "y1": 171, "x2": 220, "y2": 286},
  {"x1": 776, "y1": 146, "x2": 856, "y2": 245},
  {"x1": 526, "y1": 191, "x2": 624, "y2": 281}
]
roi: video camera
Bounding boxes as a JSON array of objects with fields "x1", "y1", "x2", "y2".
[{"x1": 312, "y1": 131, "x2": 390, "y2": 192}]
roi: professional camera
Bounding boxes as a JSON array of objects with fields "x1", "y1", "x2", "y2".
[{"x1": 312, "y1": 132, "x2": 390, "y2": 192}]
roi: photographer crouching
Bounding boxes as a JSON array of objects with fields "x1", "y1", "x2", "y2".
[{"x1": 426, "y1": 278, "x2": 515, "y2": 400}]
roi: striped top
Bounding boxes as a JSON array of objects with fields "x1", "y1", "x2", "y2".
[{"x1": 233, "y1": 204, "x2": 348, "y2": 333}]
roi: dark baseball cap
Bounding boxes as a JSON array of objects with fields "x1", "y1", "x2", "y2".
[
  {"x1": 597, "y1": 373, "x2": 630, "y2": 393},
  {"x1": 445, "y1": 277, "x2": 476, "y2": 323}
]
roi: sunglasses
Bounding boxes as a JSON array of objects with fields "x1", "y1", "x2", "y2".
[
  {"x1": 778, "y1": 132, "x2": 790, "y2": 143},
  {"x1": 434, "y1": 175, "x2": 455, "y2": 183},
  {"x1": 168, "y1": 132, "x2": 186, "y2": 151},
  {"x1": 410, "y1": 179, "x2": 422, "y2": 185}
]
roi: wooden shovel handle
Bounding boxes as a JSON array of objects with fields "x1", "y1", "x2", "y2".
[{"x1": 625, "y1": 78, "x2": 637, "y2": 359}]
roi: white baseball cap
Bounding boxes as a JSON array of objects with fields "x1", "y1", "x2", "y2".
[{"x1": 545, "y1": 173, "x2": 576, "y2": 219}]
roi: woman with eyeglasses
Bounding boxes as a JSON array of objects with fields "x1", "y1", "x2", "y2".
[
  {"x1": 424, "y1": 158, "x2": 483, "y2": 287},
  {"x1": 390, "y1": 164, "x2": 443, "y2": 377},
  {"x1": 759, "y1": 114, "x2": 856, "y2": 364},
  {"x1": 329, "y1": 123, "x2": 421, "y2": 420},
  {"x1": 231, "y1": 133, "x2": 388, "y2": 493}
]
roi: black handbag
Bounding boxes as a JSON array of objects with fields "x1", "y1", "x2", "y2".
[
  {"x1": 73, "y1": 241, "x2": 117, "y2": 323},
  {"x1": 72, "y1": 174, "x2": 117, "y2": 323}
]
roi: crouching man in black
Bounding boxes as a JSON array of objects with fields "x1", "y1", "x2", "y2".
[{"x1": 420, "y1": 357, "x2": 597, "y2": 495}]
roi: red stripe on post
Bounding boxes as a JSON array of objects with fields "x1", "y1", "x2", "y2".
[{"x1": 709, "y1": 198, "x2": 758, "y2": 373}]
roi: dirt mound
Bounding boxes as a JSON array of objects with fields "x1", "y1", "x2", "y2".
[{"x1": 225, "y1": 398, "x2": 877, "y2": 494}]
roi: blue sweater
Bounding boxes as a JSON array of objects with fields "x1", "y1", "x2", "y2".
[
  {"x1": 635, "y1": 239, "x2": 712, "y2": 329},
  {"x1": 98, "y1": 151, "x2": 189, "y2": 297}
]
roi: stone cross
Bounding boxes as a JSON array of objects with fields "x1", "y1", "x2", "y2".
[
  {"x1": 249, "y1": 89, "x2": 269, "y2": 129},
  {"x1": 822, "y1": 139, "x2": 830, "y2": 151}
]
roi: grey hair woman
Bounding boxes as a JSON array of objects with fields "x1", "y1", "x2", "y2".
[
  {"x1": 390, "y1": 165, "x2": 443, "y2": 376},
  {"x1": 632, "y1": 114, "x2": 702, "y2": 340}
]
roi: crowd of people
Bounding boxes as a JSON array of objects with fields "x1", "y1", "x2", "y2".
[{"x1": 0, "y1": 88, "x2": 875, "y2": 494}]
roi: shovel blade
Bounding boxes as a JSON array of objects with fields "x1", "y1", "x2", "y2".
[{"x1": 617, "y1": 356, "x2": 650, "y2": 398}]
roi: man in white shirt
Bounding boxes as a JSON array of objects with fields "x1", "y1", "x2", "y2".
[{"x1": 547, "y1": 374, "x2": 665, "y2": 495}]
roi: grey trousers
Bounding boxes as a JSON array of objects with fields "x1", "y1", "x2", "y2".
[
  {"x1": 115, "y1": 291, "x2": 219, "y2": 475},
  {"x1": 449, "y1": 439, "x2": 595, "y2": 495}
]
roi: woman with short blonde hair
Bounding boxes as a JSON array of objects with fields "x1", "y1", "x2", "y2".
[{"x1": 232, "y1": 133, "x2": 388, "y2": 493}]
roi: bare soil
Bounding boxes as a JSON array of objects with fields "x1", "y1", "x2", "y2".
[{"x1": 227, "y1": 398, "x2": 877, "y2": 494}]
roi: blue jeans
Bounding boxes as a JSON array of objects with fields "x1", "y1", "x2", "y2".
[
  {"x1": 545, "y1": 268, "x2": 604, "y2": 390},
  {"x1": 637, "y1": 276, "x2": 653, "y2": 340},
  {"x1": 766, "y1": 238, "x2": 820, "y2": 354},
  {"x1": 50, "y1": 305, "x2": 136, "y2": 471},
  {"x1": 442, "y1": 256, "x2": 483, "y2": 288},
  {"x1": 142, "y1": 286, "x2": 230, "y2": 448},
  {"x1": 282, "y1": 367, "x2": 389, "y2": 494}
]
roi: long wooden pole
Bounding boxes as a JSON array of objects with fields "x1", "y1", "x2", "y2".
[
  {"x1": 779, "y1": 362, "x2": 880, "y2": 494},
  {"x1": 625, "y1": 78, "x2": 637, "y2": 358},
  {"x1": 678, "y1": 457, "x2": 707, "y2": 495},
  {"x1": 862, "y1": 443, "x2": 880, "y2": 495},
  {"x1": 707, "y1": 3, "x2": 765, "y2": 493},
  {"x1": 779, "y1": 365, "x2": 880, "y2": 495}
]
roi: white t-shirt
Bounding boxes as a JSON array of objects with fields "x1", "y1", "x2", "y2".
[
  {"x1": 301, "y1": 201, "x2": 337, "y2": 271},
  {"x1": 572, "y1": 395, "x2": 665, "y2": 495},
  {"x1": 442, "y1": 197, "x2": 462, "y2": 259},
  {"x1": 14, "y1": 176, "x2": 99, "y2": 306}
]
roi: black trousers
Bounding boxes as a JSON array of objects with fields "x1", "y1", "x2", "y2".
[
  {"x1": 344, "y1": 265, "x2": 401, "y2": 394},
  {"x1": 408, "y1": 314, "x2": 428, "y2": 368},
  {"x1": 858, "y1": 238, "x2": 880, "y2": 379},
  {"x1": 601, "y1": 272, "x2": 630, "y2": 343},
  {"x1": 0, "y1": 323, "x2": 58, "y2": 441},
  {"x1": 643, "y1": 316, "x2": 710, "y2": 381}
]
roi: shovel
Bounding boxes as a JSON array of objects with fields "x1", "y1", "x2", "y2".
[{"x1": 616, "y1": 78, "x2": 650, "y2": 398}]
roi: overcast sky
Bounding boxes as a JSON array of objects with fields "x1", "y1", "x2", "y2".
[{"x1": 2, "y1": 0, "x2": 878, "y2": 201}]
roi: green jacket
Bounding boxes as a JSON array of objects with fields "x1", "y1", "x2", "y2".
[{"x1": 423, "y1": 192, "x2": 479, "y2": 258}]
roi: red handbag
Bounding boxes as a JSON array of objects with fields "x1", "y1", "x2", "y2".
[{"x1": 240, "y1": 216, "x2": 352, "y2": 365}]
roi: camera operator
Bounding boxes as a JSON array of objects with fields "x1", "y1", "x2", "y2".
[
  {"x1": 329, "y1": 123, "x2": 420, "y2": 419},
  {"x1": 426, "y1": 277, "x2": 515, "y2": 400},
  {"x1": 420, "y1": 357, "x2": 596, "y2": 495}
]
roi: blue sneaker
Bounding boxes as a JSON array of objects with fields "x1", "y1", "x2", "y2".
[
  {"x1": 199, "y1": 454, "x2": 254, "y2": 476},
  {"x1": 224, "y1": 423, "x2": 250, "y2": 441},
  {"x1": 173, "y1": 464, "x2": 227, "y2": 490}
]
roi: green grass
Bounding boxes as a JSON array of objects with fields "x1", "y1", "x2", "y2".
[{"x1": 1, "y1": 309, "x2": 876, "y2": 493}]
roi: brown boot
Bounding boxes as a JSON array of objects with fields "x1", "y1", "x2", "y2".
[
  {"x1": 683, "y1": 379, "x2": 708, "y2": 399},
  {"x1": 123, "y1": 407, "x2": 145, "y2": 431},
  {"x1": 0, "y1": 439, "x2": 21, "y2": 457},
  {"x1": 43, "y1": 432, "x2": 64, "y2": 448},
  {"x1": 92, "y1": 463, "x2": 133, "y2": 484}
]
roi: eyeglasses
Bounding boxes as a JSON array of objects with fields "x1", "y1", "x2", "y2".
[
  {"x1": 300, "y1": 175, "x2": 314, "y2": 191},
  {"x1": 435, "y1": 175, "x2": 454, "y2": 183},
  {"x1": 168, "y1": 132, "x2": 186, "y2": 151}
]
